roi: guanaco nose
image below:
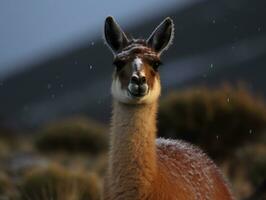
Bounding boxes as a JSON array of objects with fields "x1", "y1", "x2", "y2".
[{"x1": 130, "y1": 74, "x2": 146, "y2": 85}]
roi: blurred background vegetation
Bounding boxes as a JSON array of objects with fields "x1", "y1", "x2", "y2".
[
  {"x1": 0, "y1": 85, "x2": 265, "y2": 199},
  {"x1": 0, "y1": 0, "x2": 266, "y2": 199}
]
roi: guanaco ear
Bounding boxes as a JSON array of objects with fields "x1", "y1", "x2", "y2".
[
  {"x1": 104, "y1": 16, "x2": 129, "y2": 55},
  {"x1": 147, "y1": 17, "x2": 174, "y2": 55}
]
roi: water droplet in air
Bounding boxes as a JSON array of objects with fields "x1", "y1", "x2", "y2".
[
  {"x1": 212, "y1": 19, "x2": 216, "y2": 24},
  {"x1": 89, "y1": 65, "x2": 93, "y2": 70},
  {"x1": 216, "y1": 135, "x2": 219, "y2": 140},
  {"x1": 210, "y1": 64, "x2": 214, "y2": 69},
  {"x1": 47, "y1": 84, "x2": 52, "y2": 89},
  {"x1": 249, "y1": 129, "x2": 253, "y2": 134},
  {"x1": 227, "y1": 97, "x2": 230, "y2": 103},
  {"x1": 91, "y1": 42, "x2": 95, "y2": 46}
]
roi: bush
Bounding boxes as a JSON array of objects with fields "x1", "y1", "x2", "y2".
[
  {"x1": 0, "y1": 127, "x2": 21, "y2": 157},
  {"x1": 36, "y1": 117, "x2": 108, "y2": 154},
  {"x1": 0, "y1": 172, "x2": 13, "y2": 196},
  {"x1": 0, "y1": 140, "x2": 10, "y2": 158},
  {"x1": 18, "y1": 165, "x2": 101, "y2": 200},
  {"x1": 240, "y1": 143, "x2": 266, "y2": 187},
  {"x1": 226, "y1": 138, "x2": 266, "y2": 200},
  {"x1": 159, "y1": 84, "x2": 266, "y2": 160},
  {"x1": 90, "y1": 154, "x2": 108, "y2": 176}
]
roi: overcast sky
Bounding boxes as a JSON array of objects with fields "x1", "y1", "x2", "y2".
[{"x1": 0, "y1": 0, "x2": 202, "y2": 79}]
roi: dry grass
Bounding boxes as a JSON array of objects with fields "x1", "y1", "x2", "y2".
[
  {"x1": 219, "y1": 137, "x2": 266, "y2": 199},
  {"x1": 0, "y1": 85, "x2": 264, "y2": 199},
  {"x1": 159, "y1": 84, "x2": 266, "y2": 160},
  {"x1": 0, "y1": 172, "x2": 13, "y2": 197},
  {"x1": 35, "y1": 116, "x2": 108, "y2": 154},
  {"x1": 18, "y1": 164, "x2": 101, "y2": 200}
]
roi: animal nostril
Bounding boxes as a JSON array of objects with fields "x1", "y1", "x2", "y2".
[
  {"x1": 131, "y1": 76, "x2": 139, "y2": 84},
  {"x1": 140, "y1": 76, "x2": 146, "y2": 84}
]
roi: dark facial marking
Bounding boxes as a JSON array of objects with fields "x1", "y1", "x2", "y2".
[
  {"x1": 115, "y1": 44, "x2": 161, "y2": 71},
  {"x1": 144, "y1": 57, "x2": 162, "y2": 71},
  {"x1": 114, "y1": 61, "x2": 133, "y2": 89},
  {"x1": 113, "y1": 42, "x2": 161, "y2": 91},
  {"x1": 113, "y1": 58, "x2": 127, "y2": 71}
]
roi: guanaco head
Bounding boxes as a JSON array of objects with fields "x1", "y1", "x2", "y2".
[{"x1": 104, "y1": 16, "x2": 174, "y2": 104}]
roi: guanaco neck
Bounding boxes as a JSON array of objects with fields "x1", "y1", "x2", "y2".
[{"x1": 109, "y1": 100, "x2": 158, "y2": 196}]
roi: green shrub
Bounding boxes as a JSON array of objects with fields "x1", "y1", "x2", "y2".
[
  {"x1": 36, "y1": 117, "x2": 108, "y2": 154},
  {"x1": 159, "y1": 84, "x2": 266, "y2": 160},
  {"x1": 18, "y1": 165, "x2": 101, "y2": 200}
]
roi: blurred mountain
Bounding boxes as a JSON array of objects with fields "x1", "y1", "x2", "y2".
[{"x1": 0, "y1": 0, "x2": 266, "y2": 129}]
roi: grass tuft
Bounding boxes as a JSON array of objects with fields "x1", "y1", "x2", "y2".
[
  {"x1": 35, "y1": 117, "x2": 108, "y2": 154},
  {"x1": 159, "y1": 84, "x2": 266, "y2": 160},
  {"x1": 18, "y1": 165, "x2": 101, "y2": 200}
]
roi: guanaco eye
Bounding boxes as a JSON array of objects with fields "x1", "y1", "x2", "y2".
[
  {"x1": 113, "y1": 59, "x2": 126, "y2": 71},
  {"x1": 149, "y1": 60, "x2": 162, "y2": 71}
]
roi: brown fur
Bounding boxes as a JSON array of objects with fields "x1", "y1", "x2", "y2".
[
  {"x1": 114, "y1": 48, "x2": 159, "y2": 90},
  {"x1": 103, "y1": 17, "x2": 234, "y2": 200},
  {"x1": 102, "y1": 100, "x2": 235, "y2": 200},
  {"x1": 142, "y1": 62, "x2": 157, "y2": 89}
]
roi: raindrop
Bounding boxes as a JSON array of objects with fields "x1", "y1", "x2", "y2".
[
  {"x1": 89, "y1": 65, "x2": 93, "y2": 70},
  {"x1": 227, "y1": 97, "x2": 230, "y2": 103},
  {"x1": 47, "y1": 83, "x2": 52, "y2": 89},
  {"x1": 249, "y1": 129, "x2": 253, "y2": 134},
  {"x1": 216, "y1": 135, "x2": 219, "y2": 140},
  {"x1": 210, "y1": 64, "x2": 214, "y2": 69},
  {"x1": 91, "y1": 41, "x2": 95, "y2": 46},
  {"x1": 212, "y1": 19, "x2": 216, "y2": 24},
  {"x1": 60, "y1": 83, "x2": 64, "y2": 88}
]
